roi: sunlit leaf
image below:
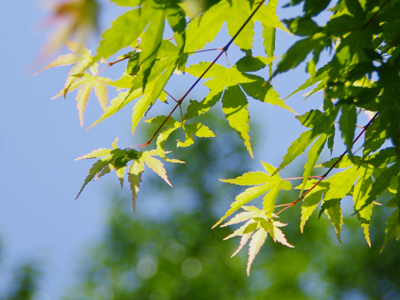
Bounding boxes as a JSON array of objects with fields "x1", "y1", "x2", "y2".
[
  {"x1": 300, "y1": 190, "x2": 324, "y2": 233},
  {"x1": 247, "y1": 227, "x2": 268, "y2": 275},
  {"x1": 142, "y1": 151, "x2": 172, "y2": 187},
  {"x1": 213, "y1": 184, "x2": 271, "y2": 229},
  {"x1": 128, "y1": 159, "x2": 145, "y2": 212},
  {"x1": 220, "y1": 172, "x2": 271, "y2": 186},
  {"x1": 353, "y1": 166, "x2": 374, "y2": 246}
]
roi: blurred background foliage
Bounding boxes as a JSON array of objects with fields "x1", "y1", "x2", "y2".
[
  {"x1": 0, "y1": 246, "x2": 42, "y2": 300},
  {"x1": 2, "y1": 111, "x2": 400, "y2": 299}
]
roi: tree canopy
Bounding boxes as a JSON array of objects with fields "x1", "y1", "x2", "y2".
[{"x1": 37, "y1": 0, "x2": 400, "y2": 274}]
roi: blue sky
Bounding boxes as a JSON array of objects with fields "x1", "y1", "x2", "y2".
[{"x1": 0, "y1": 1, "x2": 350, "y2": 299}]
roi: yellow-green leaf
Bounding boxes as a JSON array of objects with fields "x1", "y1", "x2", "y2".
[
  {"x1": 142, "y1": 151, "x2": 172, "y2": 187},
  {"x1": 247, "y1": 227, "x2": 268, "y2": 276},
  {"x1": 128, "y1": 159, "x2": 145, "y2": 212}
]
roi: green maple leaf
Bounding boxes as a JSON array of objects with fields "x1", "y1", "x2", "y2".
[
  {"x1": 146, "y1": 115, "x2": 215, "y2": 161},
  {"x1": 87, "y1": 40, "x2": 179, "y2": 132},
  {"x1": 215, "y1": 161, "x2": 291, "y2": 228},
  {"x1": 126, "y1": 149, "x2": 173, "y2": 211},
  {"x1": 75, "y1": 137, "x2": 139, "y2": 199},
  {"x1": 353, "y1": 165, "x2": 375, "y2": 246},
  {"x1": 94, "y1": 3, "x2": 151, "y2": 61},
  {"x1": 187, "y1": 56, "x2": 295, "y2": 158},
  {"x1": 110, "y1": 0, "x2": 141, "y2": 7},
  {"x1": 273, "y1": 32, "x2": 331, "y2": 77},
  {"x1": 339, "y1": 104, "x2": 357, "y2": 153},
  {"x1": 222, "y1": 206, "x2": 293, "y2": 275},
  {"x1": 300, "y1": 189, "x2": 325, "y2": 233},
  {"x1": 94, "y1": 2, "x2": 185, "y2": 93},
  {"x1": 52, "y1": 73, "x2": 114, "y2": 126},
  {"x1": 128, "y1": 159, "x2": 145, "y2": 212},
  {"x1": 299, "y1": 133, "x2": 328, "y2": 195},
  {"x1": 36, "y1": 40, "x2": 99, "y2": 97},
  {"x1": 141, "y1": 150, "x2": 172, "y2": 187},
  {"x1": 177, "y1": 123, "x2": 215, "y2": 148},
  {"x1": 74, "y1": 138, "x2": 173, "y2": 209},
  {"x1": 381, "y1": 209, "x2": 400, "y2": 252},
  {"x1": 319, "y1": 165, "x2": 362, "y2": 243},
  {"x1": 87, "y1": 89, "x2": 142, "y2": 130},
  {"x1": 284, "y1": 65, "x2": 331, "y2": 100},
  {"x1": 185, "y1": 0, "x2": 288, "y2": 53}
]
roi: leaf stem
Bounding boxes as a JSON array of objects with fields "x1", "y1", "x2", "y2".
[
  {"x1": 283, "y1": 175, "x2": 324, "y2": 181},
  {"x1": 185, "y1": 48, "x2": 224, "y2": 54},
  {"x1": 96, "y1": 55, "x2": 132, "y2": 77},
  {"x1": 163, "y1": 89, "x2": 177, "y2": 102}
]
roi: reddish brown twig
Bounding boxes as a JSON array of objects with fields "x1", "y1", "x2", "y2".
[{"x1": 132, "y1": 0, "x2": 267, "y2": 150}]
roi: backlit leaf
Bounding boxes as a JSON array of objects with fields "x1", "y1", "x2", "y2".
[
  {"x1": 272, "y1": 225, "x2": 294, "y2": 248},
  {"x1": 222, "y1": 86, "x2": 253, "y2": 157},
  {"x1": 300, "y1": 133, "x2": 328, "y2": 194},
  {"x1": 223, "y1": 220, "x2": 258, "y2": 241},
  {"x1": 353, "y1": 166, "x2": 374, "y2": 246},
  {"x1": 220, "y1": 172, "x2": 271, "y2": 186},
  {"x1": 128, "y1": 159, "x2": 145, "y2": 212},
  {"x1": 87, "y1": 89, "x2": 142, "y2": 130},
  {"x1": 213, "y1": 184, "x2": 271, "y2": 229},
  {"x1": 94, "y1": 5, "x2": 152, "y2": 61},
  {"x1": 139, "y1": 7, "x2": 165, "y2": 90},
  {"x1": 260, "y1": 0, "x2": 278, "y2": 76},
  {"x1": 277, "y1": 130, "x2": 317, "y2": 172},
  {"x1": 263, "y1": 179, "x2": 291, "y2": 217},
  {"x1": 76, "y1": 77, "x2": 95, "y2": 126},
  {"x1": 340, "y1": 104, "x2": 357, "y2": 152},
  {"x1": 325, "y1": 199, "x2": 343, "y2": 243},
  {"x1": 184, "y1": 1, "x2": 229, "y2": 52},
  {"x1": 381, "y1": 209, "x2": 400, "y2": 252},
  {"x1": 360, "y1": 163, "x2": 400, "y2": 211},
  {"x1": 76, "y1": 156, "x2": 114, "y2": 199},
  {"x1": 142, "y1": 151, "x2": 172, "y2": 187},
  {"x1": 300, "y1": 190, "x2": 324, "y2": 233},
  {"x1": 320, "y1": 165, "x2": 361, "y2": 242},
  {"x1": 247, "y1": 228, "x2": 268, "y2": 275}
]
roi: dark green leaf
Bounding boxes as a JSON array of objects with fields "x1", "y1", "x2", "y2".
[
  {"x1": 284, "y1": 17, "x2": 320, "y2": 36},
  {"x1": 339, "y1": 104, "x2": 357, "y2": 153},
  {"x1": 381, "y1": 209, "x2": 400, "y2": 252}
]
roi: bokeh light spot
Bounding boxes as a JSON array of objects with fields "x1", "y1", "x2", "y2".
[
  {"x1": 136, "y1": 257, "x2": 157, "y2": 279},
  {"x1": 181, "y1": 258, "x2": 202, "y2": 279}
]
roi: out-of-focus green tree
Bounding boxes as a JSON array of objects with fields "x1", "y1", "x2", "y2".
[
  {"x1": 63, "y1": 113, "x2": 400, "y2": 300},
  {"x1": 6, "y1": 263, "x2": 42, "y2": 300},
  {"x1": 0, "y1": 238, "x2": 42, "y2": 300}
]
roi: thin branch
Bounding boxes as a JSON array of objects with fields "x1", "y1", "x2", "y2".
[
  {"x1": 363, "y1": 0, "x2": 390, "y2": 29},
  {"x1": 276, "y1": 112, "x2": 379, "y2": 216},
  {"x1": 133, "y1": 0, "x2": 266, "y2": 150},
  {"x1": 163, "y1": 90, "x2": 185, "y2": 124},
  {"x1": 164, "y1": 90, "x2": 177, "y2": 102},
  {"x1": 223, "y1": 1, "x2": 266, "y2": 51}
]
